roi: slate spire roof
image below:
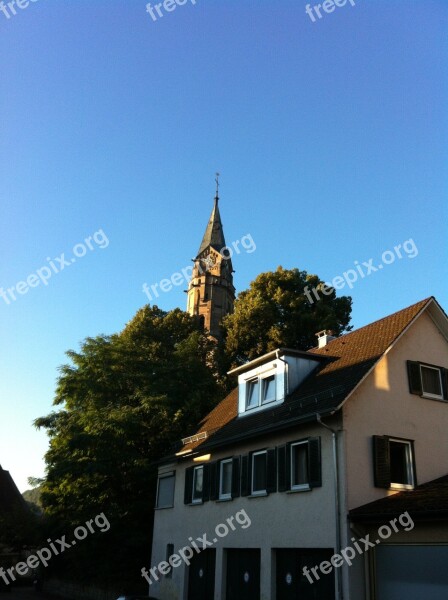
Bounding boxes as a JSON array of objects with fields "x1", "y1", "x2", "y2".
[{"x1": 197, "y1": 196, "x2": 226, "y2": 256}]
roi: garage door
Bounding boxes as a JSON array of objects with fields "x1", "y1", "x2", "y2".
[
  {"x1": 376, "y1": 545, "x2": 448, "y2": 600},
  {"x1": 187, "y1": 548, "x2": 216, "y2": 600},
  {"x1": 276, "y1": 548, "x2": 335, "y2": 600},
  {"x1": 226, "y1": 549, "x2": 260, "y2": 600}
]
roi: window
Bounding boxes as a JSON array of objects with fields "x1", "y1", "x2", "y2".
[
  {"x1": 407, "y1": 360, "x2": 447, "y2": 401},
  {"x1": 156, "y1": 473, "x2": 175, "y2": 509},
  {"x1": 262, "y1": 375, "x2": 276, "y2": 404},
  {"x1": 251, "y1": 451, "x2": 267, "y2": 495},
  {"x1": 246, "y1": 379, "x2": 259, "y2": 409},
  {"x1": 291, "y1": 442, "x2": 309, "y2": 490},
  {"x1": 389, "y1": 440, "x2": 414, "y2": 488},
  {"x1": 277, "y1": 438, "x2": 321, "y2": 492},
  {"x1": 246, "y1": 374, "x2": 277, "y2": 410},
  {"x1": 219, "y1": 459, "x2": 233, "y2": 500},
  {"x1": 373, "y1": 436, "x2": 415, "y2": 490},
  {"x1": 165, "y1": 544, "x2": 174, "y2": 578},
  {"x1": 192, "y1": 466, "x2": 204, "y2": 503},
  {"x1": 420, "y1": 365, "x2": 443, "y2": 399}
]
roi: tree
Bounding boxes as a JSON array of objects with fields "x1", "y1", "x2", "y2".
[
  {"x1": 223, "y1": 266, "x2": 352, "y2": 365},
  {"x1": 34, "y1": 306, "x2": 221, "y2": 590}
]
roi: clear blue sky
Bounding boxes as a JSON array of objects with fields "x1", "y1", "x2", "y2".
[{"x1": 1, "y1": 0, "x2": 447, "y2": 491}]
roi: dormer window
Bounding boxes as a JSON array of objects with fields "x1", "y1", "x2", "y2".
[
  {"x1": 246, "y1": 375, "x2": 276, "y2": 410},
  {"x1": 230, "y1": 348, "x2": 324, "y2": 417}
]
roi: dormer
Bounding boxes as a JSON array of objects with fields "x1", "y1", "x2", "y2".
[{"x1": 229, "y1": 348, "x2": 325, "y2": 417}]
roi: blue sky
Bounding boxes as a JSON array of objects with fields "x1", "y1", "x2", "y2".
[{"x1": 1, "y1": 0, "x2": 447, "y2": 491}]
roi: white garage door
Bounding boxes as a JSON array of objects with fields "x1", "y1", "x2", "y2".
[{"x1": 376, "y1": 545, "x2": 448, "y2": 599}]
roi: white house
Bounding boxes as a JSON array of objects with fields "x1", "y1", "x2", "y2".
[{"x1": 148, "y1": 296, "x2": 448, "y2": 600}]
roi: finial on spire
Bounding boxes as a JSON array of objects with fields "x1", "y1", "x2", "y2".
[{"x1": 214, "y1": 172, "x2": 220, "y2": 202}]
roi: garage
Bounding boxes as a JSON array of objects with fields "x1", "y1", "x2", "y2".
[
  {"x1": 276, "y1": 548, "x2": 335, "y2": 600},
  {"x1": 226, "y1": 549, "x2": 260, "y2": 600}
]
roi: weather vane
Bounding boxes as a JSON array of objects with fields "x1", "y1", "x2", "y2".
[{"x1": 215, "y1": 172, "x2": 220, "y2": 200}]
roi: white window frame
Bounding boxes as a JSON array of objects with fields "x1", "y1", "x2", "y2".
[
  {"x1": 251, "y1": 450, "x2": 267, "y2": 495},
  {"x1": 245, "y1": 373, "x2": 277, "y2": 410},
  {"x1": 420, "y1": 364, "x2": 443, "y2": 400},
  {"x1": 156, "y1": 472, "x2": 175, "y2": 509},
  {"x1": 290, "y1": 441, "x2": 310, "y2": 491},
  {"x1": 192, "y1": 465, "x2": 204, "y2": 504},
  {"x1": 219, "y1": 459, "x2": 233, "y2": 500},
  {"x1": 389, "y1": 438, "x2": 415, "y2": 490}
]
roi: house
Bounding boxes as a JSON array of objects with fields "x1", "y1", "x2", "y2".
[{"x1": 148, "y1": 295, "x2": 448, "y2": 600}]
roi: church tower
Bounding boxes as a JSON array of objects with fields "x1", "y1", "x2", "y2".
[{"x1": 186, "y1": 177, "x2": 235, "y2": 341}]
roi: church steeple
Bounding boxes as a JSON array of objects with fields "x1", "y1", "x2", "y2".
[{"x1": 186, "y1": 176, "x2": 235, "y2": 341}]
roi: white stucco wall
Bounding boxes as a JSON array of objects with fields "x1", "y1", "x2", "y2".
[{"x1": 150, "y1": 422, "x2": 339, "y2": 600}]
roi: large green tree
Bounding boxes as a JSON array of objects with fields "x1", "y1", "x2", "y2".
[
  {"x1": 34, "y1": 306, "x2": 221, "y2": 590},
  {"x1": 223, "y1": 266, "x2": 352, "y2": 365}
]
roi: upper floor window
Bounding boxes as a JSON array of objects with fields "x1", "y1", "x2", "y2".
[
  {"x1": 291, "y1": 441, "x2": 310, "y2": 490},
  {"x1": 219, "y1": 459, "x2": 233, "y2": 500},
  {"x1": 156, "y1": 472, "x2": 175, "y2": 509},
  {"x1": 246, "y1": 374, "x2": 277, "y2": 410},
  {"x1": 251, "y1": 450, "x2": 268, "y2": 495},
  {"x1": 373, "y1": 435, "x2": 415, "y2": 490},
  {"x1": 407, "y1": 360, "x2": 447, "y2": 401},
  {"x1": 192, "y1": 466, "x2": 204, "y2": 503},
  {"x1": 277, "y1": 438, "x2": 322, "y2": 492}
]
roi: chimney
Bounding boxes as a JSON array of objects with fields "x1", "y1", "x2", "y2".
[{"x1": 316, "y1": 330, "x2": 336, "y2": 348}]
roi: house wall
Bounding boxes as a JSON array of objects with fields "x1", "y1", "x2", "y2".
[
  {"x1": 150, "y1": 421, "x2": 340, "y2": 600},
  {"x1": 342, "y1": 310, "x2": 448, "y2": 600}
]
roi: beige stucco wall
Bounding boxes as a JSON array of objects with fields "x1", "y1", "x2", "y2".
[
  {"x1": 150, "y1": 421, "x2": 340, "y2": 600},
  {"x1": 343, "y1": 310, "x2": 448, "y2": 511}
]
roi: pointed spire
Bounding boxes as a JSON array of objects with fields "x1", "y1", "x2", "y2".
[{"x1": 197, "y1": 174, "x2": 226, "y2": 256}]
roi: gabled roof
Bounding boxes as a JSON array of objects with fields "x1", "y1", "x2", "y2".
[
  {"x1": 350, "y1": 474, "x2": 448, "y2": 522},
  {"x1": 0, "y1": 465, "x2": 25, "y2": 512},
  {"x1": 180, "y1": 297, "x2": 440, "y2": 456},
  {"x1": 197, "y1": 198, "x2": 226, "y2": 256}
]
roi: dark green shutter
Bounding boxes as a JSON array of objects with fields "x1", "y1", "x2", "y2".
[
  {"x1": 308, "y1": 437, "x2": 322, "y2": 488},
  {"x1": 231, "y1": 457, "x2": 241, "y2": 498},
  {"x1": 184, "y1": 466, "x2": 193, "y2": 504},
  {"x1": 407, "y1": 361, "x2": 422, "y2": 395},
  {"x1": 373, "y1": 435, "x2": 391, "y2": 488},
  {"x1": 209, "y1": 462, "x2": 219, "y2": 501},
  {"x1": 266, "y1": 448, "x2": 277, "y2": 494},
  {"x1": 240, "y1": 455, "x2": 250, "y2": 497},
  {"x1": 441, "y1": 368, "x2": 448, "y2": 400},
  {"x1": 202, "y1": 464, "x2": 210, "y2": 502},
  {"x1": 277, "y1": 445, "x2": 287, "y2": 492}
]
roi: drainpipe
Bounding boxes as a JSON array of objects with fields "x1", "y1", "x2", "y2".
[{"x1": 316, "y1": 413, "x2": 343, "y2": 600}]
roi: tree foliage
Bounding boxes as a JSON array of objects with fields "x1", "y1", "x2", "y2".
[
  {"x1": 34, "y1": 306, "x2": 221, "y2": 589},
  {"x1": 223, "y1": 266, "x2": 352, "y2": 364}
]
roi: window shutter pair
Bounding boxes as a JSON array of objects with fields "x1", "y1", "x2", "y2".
[
  {"x1": 240, "y1": 448, "x2": 279, "y2": 495},
  {"x1": 278, "y1": 438, "x2": 321, "y2": 491},
  {"x1": 407, "y1": 360, "x2": 448, "y2": 399}
]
